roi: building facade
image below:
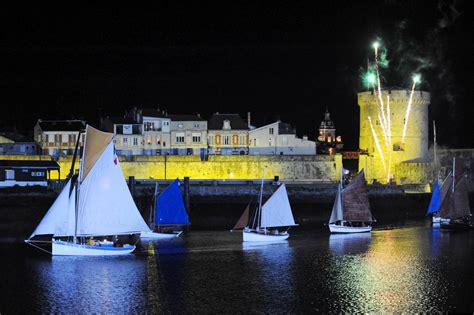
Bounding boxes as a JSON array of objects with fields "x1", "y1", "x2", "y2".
[
  {"x1": 249, "y1": 121, "x2": 316, "y2": 155},
  {"x1": 169, "y1": 115, "x2": 207, "y2": 156},
  {"x1": 208, "y1": 113, "x2": 249, "y2": 155},
  {"x1": 34, "y1": 120, "x2": 86, "y2": 157}
]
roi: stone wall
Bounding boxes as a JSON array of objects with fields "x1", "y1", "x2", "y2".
[{"x1": 51, "y1": 154, "x2": 343, "y2": 181}]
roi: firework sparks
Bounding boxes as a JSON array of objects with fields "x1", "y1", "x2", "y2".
[
  {"x1": 401, "y1": 74, "x2": 421, "y2": 144},
  {"x1": 368, "y1": 116, "x2": 386, "y2": 172}
]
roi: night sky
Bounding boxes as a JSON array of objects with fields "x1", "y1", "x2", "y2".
[{"x1": 0, "y1": 1, "x2": 472, "y2": 150}]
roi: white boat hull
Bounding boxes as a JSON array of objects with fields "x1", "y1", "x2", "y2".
[
  {"x1": 432, "y1": 216, "x2": 450, "y2": 224},
  {"x1": 329, "y1": 224, "x2": 372, "y2": 234},
  {"x1": 140, "y1": 230, "x2": 182, "y2": 240},
  {"x1": 243, "y1": 230, "x2": 289, "y2": 242},
  {"x1": 52, "y1": 240, "x2": 135, "y2": 256}
]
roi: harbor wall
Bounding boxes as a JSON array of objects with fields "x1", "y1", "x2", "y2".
[{"x1": 3, "y1": 154, "x2": 343, "y2": 181}]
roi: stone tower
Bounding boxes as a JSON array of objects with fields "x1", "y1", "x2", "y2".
[{"x1": 358, "y1": 89, "x2": 430, "y2": 183}]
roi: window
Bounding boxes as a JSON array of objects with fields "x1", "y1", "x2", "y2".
[
  {"x1": 146, "y1": 135, "x2": 152, "y2": 145},
  {"x1": 253, "y1": 139, "x2": 257, "y2": 146},
  {"x1": 224, "y1": 136, "x2": 230, "y2": 145},
  {"x1": 156, "y1": 136, "x2": 161, "y2": 145},
  {"x1": 31, "y1": 171, "x2": 44, "y2": 177},
  {"x1": 176, "y1": 133, "x2": 185, "y2": 143},
  {"x1": 163, "y1": 141, "x2": 166, "y2": 147},
  {"x1": 192, "y1": 134, "x2": 201, "y2": 143},
  {"x1": 240, "y1": 135, "x2": 245, "y2": 145},
  {"x1": 5, "y1": 170, "x2": 14, "y2": 180},
  {"x1": 208, "y1": 136, "x2": 214, "y2": 145},
  {"x1": 269, "y1": 128, "x2": 274, "y2": 135},
  {"x1": 133, "y1": 138, "x2": 139, "y2": 146},
  {"x1": 178, "y1": 123, "x2": 183, "y2": 129},
  {"x1": 194, "y1": 123, "x2": 199, "y2": 128},
  {"x1": 122, "y1": 137, "x2": 128, "y2": 145}
]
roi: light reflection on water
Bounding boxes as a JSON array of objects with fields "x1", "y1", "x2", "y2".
[
  {"x1": 1, "y1": 227, "x2": 473, "y2": 313},
  {"x1": 33, "y1": 256, "x2": 148, "y2": 314}
]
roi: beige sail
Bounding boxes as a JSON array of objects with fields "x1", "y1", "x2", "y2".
[{"x1": 80, "y1": 125, "x2": 114, "y2": 181}]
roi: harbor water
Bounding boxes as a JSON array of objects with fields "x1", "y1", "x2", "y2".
[{"x1": 1, "y1": 216, "x2": 473, "y2": 313}]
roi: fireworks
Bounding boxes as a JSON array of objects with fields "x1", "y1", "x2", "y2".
[{"x1": 363, "y1": 40, "x2": 421, "y2": 183}]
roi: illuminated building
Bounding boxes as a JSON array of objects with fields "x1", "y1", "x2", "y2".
[
  {"x1": 358, "y1": 89, "x2": 430, "y2": 184},
  {"x1": 316, "y1": 109, "x2": 343, "y2": 155}
]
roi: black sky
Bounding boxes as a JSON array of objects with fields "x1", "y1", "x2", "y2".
[{"x1": 0, "y1": 1, "x2": 472, "y2": 150}]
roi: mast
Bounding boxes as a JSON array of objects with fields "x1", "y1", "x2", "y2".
[
  {"x1": 257, "y1": 174, "x2": 264, "y2": 229},
  {"x1": 433, "y1": 120, "x2": 437, "y2": 180},
  {"x1": 75, "y1": 128, "x2": 87, "y2": 244},
  {"x1": 452, "y1": 157, "x2": 455, "y2": 193},
  {"x1": 150, "y1": 181, "x2": 158, "y2": 229}
]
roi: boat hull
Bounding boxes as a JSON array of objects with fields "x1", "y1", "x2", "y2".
[
  {"x1": 140, "y1": 231, "x2": 182, "y2": 240},
  {"x1": 440, "y1": 221, "x2": 472, "y2": 231},
  {"x1": 52, "y1": 240, "x2": 135, "y2": 256},
  {"x1": 329, "y1": 224, "x2": 372, "y2": 234},
  {"x1": 432, "y1": 216, "x2": 450, "y2": 224},
  {"x1": 243, "y1": 230, "x2": 289, "y2": 242}
]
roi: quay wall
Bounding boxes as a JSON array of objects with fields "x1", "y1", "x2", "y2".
[{"x1": 1, "y1": 154, "x2": 343, "y2": 181}]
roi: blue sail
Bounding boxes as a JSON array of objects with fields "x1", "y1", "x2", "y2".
[
  {"x1": 155, "y1": 179, "x2": 190, "y2": 225},
  {"x1": 427, "y1": 180, "x2": 441, "y2": 215}
]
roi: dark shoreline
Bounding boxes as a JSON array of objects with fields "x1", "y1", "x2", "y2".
[{"x1": 0, "y1": 183, "x2": 446, "y2": 240}]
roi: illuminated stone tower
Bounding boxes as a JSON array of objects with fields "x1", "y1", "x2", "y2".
[{"x1": 358, "y1": 89, "x2": 430, "y2": 183}]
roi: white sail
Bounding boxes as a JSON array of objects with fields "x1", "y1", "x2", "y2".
[
  {"x1": 76, "y1": 141, "x2": 150, "y2": 236},
  {"x1": 29, "y1": 179, "x2": 76, "y2": 238},
  {"x1": 261, "y1": 184, "x2": 297, "y2": 228},
  {"x1": 329, "y1": 183, "x2": 343, "y2": 224}
]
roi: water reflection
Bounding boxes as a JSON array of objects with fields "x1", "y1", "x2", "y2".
[
  {"x1": 33, "y1": 256, "x2": 147, "y2": 314},
  {"x1": 328, "y1": 233, "x2": 372, "y2": 256},
  {"x1": 147, "y1": 239, "x2": 188, "y2": 313},
  {"x1": 242, "y1": 241, "x2": 296, "y2": 313},
  {"x1": 326, "y1": 228, "x2": 449, "y2": 313}
]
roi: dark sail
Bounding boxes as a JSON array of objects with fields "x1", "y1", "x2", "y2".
[
  {"x1": 436, "y1": 174, "x2": 454, "y2": 218},
  {"x1": 449, "y1": 176, "x2": 471, "y2": 219},
  {"x1": 342, "y1": 170, "x2": 373, "y2": 222},
  {"x1": 232, "y1": 202, "x2": 250, "y2": 230}
]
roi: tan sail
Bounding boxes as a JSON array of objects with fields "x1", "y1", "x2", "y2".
[
  {"x1": 233, "y1": 203, "x2": 250, "y2": 230},
  {"x1": 80, "y1": 125, "x2": 114, "y2": 181},
  {"x1": 342, "y1": 170, "x2": 373, "y2": 222}
]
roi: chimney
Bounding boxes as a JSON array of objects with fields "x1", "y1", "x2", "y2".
[{"x1": 247, "y1": 112, "x2": 251, "y2": 127}]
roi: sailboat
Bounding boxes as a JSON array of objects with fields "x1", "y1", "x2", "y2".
[
  {"x1": 427, "y1": 120, "x2": 450, "y2": 224},
  {"x1": 140, "y1": 179, "x2": 190, "y2": 240},
  {"x1": 427, "y1": 173, "x2": 452, "y2": 224},
  {"x1": 237, "y1": 179, "x2": 298, "y2": 242},
  {"x1": 437, "y1": 158, "x2": 472, "y2": 231},
  {"x1": 25, "y1": 125, "x2": 151, "y2": 255},
  {"x1": 328, "y1": 169, "x2": 375, "y2": 233}
]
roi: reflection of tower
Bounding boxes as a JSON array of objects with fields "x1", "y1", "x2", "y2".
[
  {"x1": 358, "y1": 89, "x2": 430, "y2": 183},
  {"x1": 317, "y1": 109, "x2": 343, "y2": 155}
]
